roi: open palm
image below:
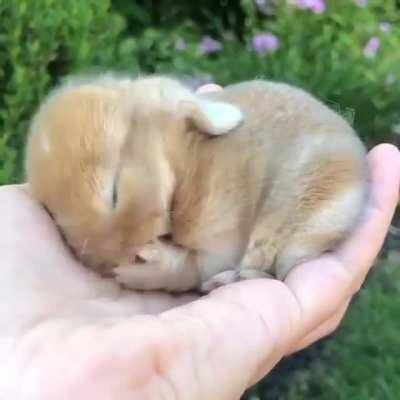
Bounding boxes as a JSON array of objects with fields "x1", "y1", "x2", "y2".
[{"x1": 0, "y1": 144, "x2": 399, "y2": 400}]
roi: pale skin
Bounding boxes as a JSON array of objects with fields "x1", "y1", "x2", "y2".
[{"x1": 0, "y1": 84, "x2": 399, "y2": 399}]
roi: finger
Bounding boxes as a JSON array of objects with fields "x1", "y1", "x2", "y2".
[
  {"x1": 196, "y1": 83, "x2": 223, "y2": 94},
  {"x1": 336, "y1": 143, "x2": 400, "y2": 273},
  {"x1": 285, "y1": 144, "x2": 400, "y2": 335},
  {"x1": 286, "y1": 298, "x2": 350, "y2": 355}
]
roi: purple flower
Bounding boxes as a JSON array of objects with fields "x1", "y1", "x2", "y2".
[
  {"x1": 198, "y1": 36, "x2": 223, "y2": 54},
  {"x1": 175, "y1": 38, "x2": 187, "y2": 50},
  {"x1": 252, "y1": 33, "x2": 280, "y2": 55},
  {"x1": 296, "y1": 0, "x2": 326, "y2": 14},
  {"x1": 379, "y1": 22, "x2": 391, "y2": 33},
  {"x1": 363, "y1": 37, "x2": 380, "y2": 58},
  {"x1": 354, "y1": 0, "x2": 367, "y2": 6}
]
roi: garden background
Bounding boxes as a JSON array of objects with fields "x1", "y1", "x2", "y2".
[{"x1": 0, "y1": 0, "x2": 399, "y2": 398}]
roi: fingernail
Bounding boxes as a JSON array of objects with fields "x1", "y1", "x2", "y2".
[{"x1": 196, "y1": 84, "x2": 223, "y2": 94}]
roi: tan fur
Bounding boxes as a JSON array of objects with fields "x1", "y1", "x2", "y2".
[{"x1": 26, "y1": 75, "x2": 368, "y2": 292}]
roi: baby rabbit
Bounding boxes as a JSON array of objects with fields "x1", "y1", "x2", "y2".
[
  {"x1": 25, "y1": 74, "x2": 243, "y2": 283},
  {"x1": 26, "y1": 74, "x2": 368, "y2": 293}
]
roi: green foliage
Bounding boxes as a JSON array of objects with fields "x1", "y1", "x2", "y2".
[
  {"x1": 117, "y1": 0, "x2": 400, "y2": 144},
  {"x1": 0, "y1": 0, "x2": 136, "y2": 184},
  {"x1": 245, "y1": 258, "x2": 400, "y2": 400},
  {"x1": 246, "y1": 0, "x2": 400, "y2": 144}
]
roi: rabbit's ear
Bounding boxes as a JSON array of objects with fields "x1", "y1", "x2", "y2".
[{"x1": 179, "y1": 98, "x2": 244, "y2": 136}]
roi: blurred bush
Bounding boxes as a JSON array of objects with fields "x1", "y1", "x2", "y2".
[
  {"x1": 0, "y1": 0, "x2": 399, "y2": 184},
  {"x1": 113, "y1": 0, "x2": 400, "y2": 144},
  {"x1": 0, "y1": 0, "x2": 136, "y2": 183}
]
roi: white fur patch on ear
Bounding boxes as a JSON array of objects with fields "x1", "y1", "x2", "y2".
[
  {"x1": 198, "y1": 100, "x2": 244, "y2": 135},
  {"x1": 181, "y1": 98, "x2": 244, "y2": 136}
]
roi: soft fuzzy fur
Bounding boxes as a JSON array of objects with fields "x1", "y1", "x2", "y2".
[{"x1": 26, "y1": 75, "x2": 368, "y2": 292}]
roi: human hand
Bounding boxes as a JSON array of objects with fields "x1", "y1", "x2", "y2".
[{"x1": 0, "y1": 145, "x2": 399, "y2": 398}]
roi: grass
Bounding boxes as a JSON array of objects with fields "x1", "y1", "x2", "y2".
[{"x1": 244, "y1": 251, "x2": 400, "y2": 400}]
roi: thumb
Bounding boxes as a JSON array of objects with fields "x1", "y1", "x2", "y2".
[{"x1": 161, "y1": 279, "x2": 301, "y2": 393}]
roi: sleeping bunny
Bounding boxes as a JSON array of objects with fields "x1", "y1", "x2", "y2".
[{"x1": 26, "y1": 74, "x2": 368, "y2": 292}]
